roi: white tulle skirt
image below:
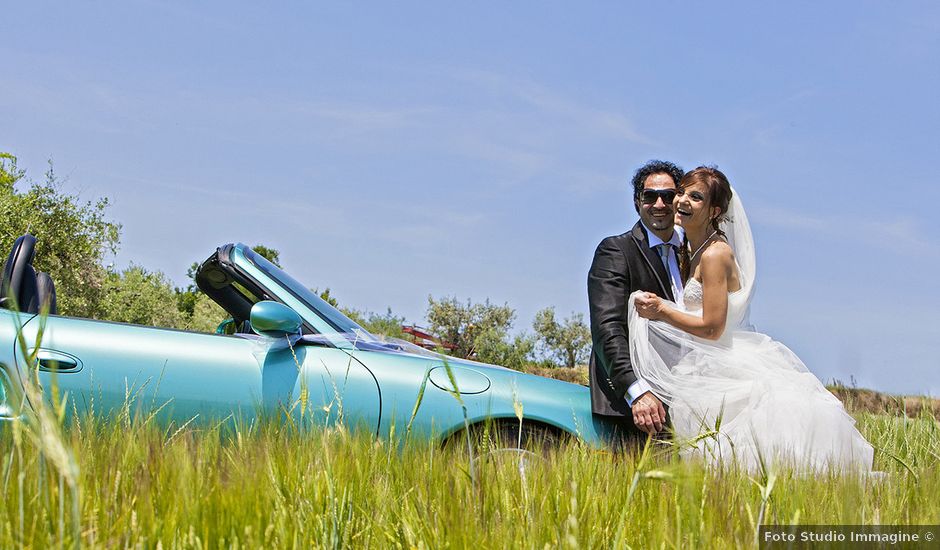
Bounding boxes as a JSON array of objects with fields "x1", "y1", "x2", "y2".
[{"x1": 629, "y1": 298, "x2": 874, "y2": 473}]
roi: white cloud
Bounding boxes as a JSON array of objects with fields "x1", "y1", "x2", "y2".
[
  {"x1": 451, "y1": 69, "x2": 657, "y2": 145},
  {"x1": 747, "y1": 204, "x2": 828, "y2": 232},
  {"x1": 749, "y1": 203, "x2": 940, "y2": 257}
]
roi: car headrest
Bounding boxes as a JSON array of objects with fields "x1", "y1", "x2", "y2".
[
  {"x1": 35, "y1": 271, "x2": 57, "y2": 315},
  {"x1": 1, "y1": 234, "x2": 40, "y2": 312}
]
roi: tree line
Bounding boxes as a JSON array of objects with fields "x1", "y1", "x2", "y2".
[{"x1": 0, "y1": 153, "x2": 591, "y2": 370}]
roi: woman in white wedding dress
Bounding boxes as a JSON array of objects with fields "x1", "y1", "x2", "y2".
[{"x1": 629, "y1": 166, "x2": 874, "y2": 473}]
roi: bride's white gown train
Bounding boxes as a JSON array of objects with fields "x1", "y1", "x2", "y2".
[{"x1": 628, "y1": 191, "x2": 874, "y2": 472}]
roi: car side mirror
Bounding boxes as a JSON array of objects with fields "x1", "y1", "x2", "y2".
[{"x1": 249, "y1": 301, "x2": 302, "y2": 338}]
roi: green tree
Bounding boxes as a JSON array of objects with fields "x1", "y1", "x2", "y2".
[
  {"x1": 359, "y1": 308, "x2": 406, "y2": 339},
  {"x1": 474, "y1": 328, "x2": 535, "y2": 371},
  {"x1": 426, "y1": 296, "x2": 515, "y2": 359},
  {"x1": 98, "y1": 265, "x2": 184, "y2": 329},
  {"x1": 183, "y1": 292, "x2": 228, "y2": 333},
  {"x1": 313, "y1": 287, "x2": 406, "y2": 339},
  {"x1": 312, "y1": 287, "x2": 362, "y2": 326},
  {"x1": 532, "y1": 307, "x2": 591, "y2": 368},
  {"x1": 0, "y1": 153, "x2": 22, "y2": 189},
  {"x1": 314, "y1": 287, "x2": 340, "y2": 308},
  {"x1": 0, "y1": 154, "x2": 121, "y2": 317},
  {"x1": 176, "y1": 262, "x2": 203, "y2": 317}
]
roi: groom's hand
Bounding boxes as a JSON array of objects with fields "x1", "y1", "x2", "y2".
[
  {"x1": 632, "y1": 391, "x2": 666, "y2": 434},
  {"x1": 635, "y1": 292, "x2": 666, "y2": 321}
]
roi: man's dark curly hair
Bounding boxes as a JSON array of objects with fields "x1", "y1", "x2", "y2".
[{"x1": 631, "y1": 160, "x2": 685, "y2": 213}]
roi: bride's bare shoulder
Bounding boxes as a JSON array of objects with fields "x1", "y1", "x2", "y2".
[{"x1": 701, "y1": 240, "x2": 736, "y2": 266}]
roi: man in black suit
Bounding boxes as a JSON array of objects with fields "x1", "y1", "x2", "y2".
[{"x1": 588, "y1": 160, "x2": 685, "y2": 439}]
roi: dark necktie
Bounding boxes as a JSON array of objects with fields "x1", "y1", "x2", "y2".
[{"x1": 657, "y1": 243, "x2": 679, "y2": 297}]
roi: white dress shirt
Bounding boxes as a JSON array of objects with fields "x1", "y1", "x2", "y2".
[{"x1": 626, "y1": 223, "x2": 684, "y2": 405}]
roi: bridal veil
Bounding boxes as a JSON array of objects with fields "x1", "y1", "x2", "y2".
[{"x1": 627, "y1": 188, "x2": 873, "y2": 472}]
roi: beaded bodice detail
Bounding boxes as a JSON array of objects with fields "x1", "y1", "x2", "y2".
[{"x1": 682, "y1": 278, "x2": 704, "y2": 311}]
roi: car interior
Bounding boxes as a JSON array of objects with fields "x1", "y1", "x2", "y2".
[
  {"x1": 1, "y1": 234, "x2": 57, "y2": 315},
  {"x1": 0, "y1": 234, "x2": 244, "y2": 335},
  {"x1": 0, "y1": 235, "x2": 307, "y2": 341},
  {"x1": 0, "y1": 234, "x2": 277, "y2": 338}
]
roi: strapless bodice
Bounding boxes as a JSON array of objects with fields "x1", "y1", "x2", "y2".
[
  {"x1": 682, "y1": 278, "x2": 704, "y2": 311},
  {"x1": 681, "y1": 276, "x2": 751, "y2": 331}
]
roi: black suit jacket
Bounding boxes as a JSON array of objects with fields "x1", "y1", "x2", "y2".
[{"x1": 587, "y1": 222, "x2": 675, "y2": 417}]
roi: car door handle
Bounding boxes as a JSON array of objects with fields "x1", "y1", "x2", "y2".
[{"x1": 35, "y1": 350, "x2": 83, "y2": 373}]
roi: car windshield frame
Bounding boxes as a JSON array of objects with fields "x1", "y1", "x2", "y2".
[{"x1": 241, "y1": 247, "x2": 379, "y2": 344}]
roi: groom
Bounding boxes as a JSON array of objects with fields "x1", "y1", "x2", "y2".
[{"x1": 588, "y1": 160, "x2": 685, "y2": 438}]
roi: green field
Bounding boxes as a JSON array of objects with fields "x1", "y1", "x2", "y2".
[{"x1": 2, "y1": 394, "x2": 938, "y2": 549}]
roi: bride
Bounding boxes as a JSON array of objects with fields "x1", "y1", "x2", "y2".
[{"x1": 630, "y1": 166, "x2": 874, "y2": 472}]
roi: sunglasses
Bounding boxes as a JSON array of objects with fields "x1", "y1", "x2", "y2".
[{"x1": 639, "y1": 189, "x2": 677, "y2": 205}]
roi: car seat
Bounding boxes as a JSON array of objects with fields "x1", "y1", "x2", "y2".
[
  {"x1": 36, "y1": 271, "x2": 57, "y2": 315},
  {"x1": 1, "y1": 234, "x2": 58, "y2": 314}
]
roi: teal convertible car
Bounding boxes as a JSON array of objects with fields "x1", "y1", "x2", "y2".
[{"x1": 0, "y1": 235, "x2": 616, "y2": 448}]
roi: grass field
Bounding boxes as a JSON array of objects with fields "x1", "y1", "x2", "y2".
[{"x1": 2, "y1": 388, "x2": 939, "y2": 549}]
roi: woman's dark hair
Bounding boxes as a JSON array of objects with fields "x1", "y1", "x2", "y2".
[
  {"x1": 677, "y1": 166, "x2": 733, "y2": 281},
  {"x1": 679, "y1": 166, "x2": 733, "y2": 237},
  {"x1": 631, "y1": 160, "x2": 685, "y2": 213}
]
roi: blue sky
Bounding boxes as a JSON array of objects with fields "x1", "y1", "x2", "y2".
[{"x1": 3, "y1": 2, "x2": 939, "y2": 395}]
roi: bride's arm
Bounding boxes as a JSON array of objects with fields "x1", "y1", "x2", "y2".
[{"x1": 636, "y1": 244, "x2": 733, "y2": 340}]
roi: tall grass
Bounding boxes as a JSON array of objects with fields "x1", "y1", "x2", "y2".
[
  {"x1": 3, "y1": 310, "x2": 938, "y2": 548},
  {"x1": 1, "y1": 405, "x2": 938, "y2": 548}
]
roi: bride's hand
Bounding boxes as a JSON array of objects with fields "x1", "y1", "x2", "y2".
[{"x1": 635, "y1": 292, "x2": 666, "y2": 320}]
